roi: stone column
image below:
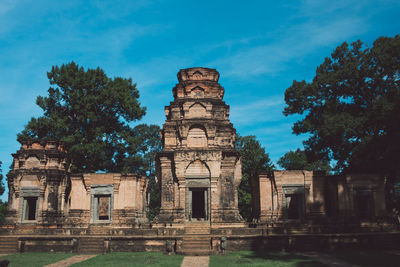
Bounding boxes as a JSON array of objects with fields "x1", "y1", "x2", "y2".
[
  {"x1": 309, "y1": 172, "x2": 326, "y2": 219},
  {"x1": 210, "y1": 179, "x2": 218, "y2": 222},
  {"x1": 158, "y1": 156, "x2": 175, "y2": 221},
  {"x1": 258, "y1": 174, "x2": 273, "y2": 222},
  {"x1": 374, "y1": 178, "x2": 386, "y2": 216}
]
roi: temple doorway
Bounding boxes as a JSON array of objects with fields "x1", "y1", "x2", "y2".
[
  {"x1": 286, "y1": 193, "x2": 305, "y2": 220},
  {"x1": 283, "y1": 185, "x2": 305, "y2": 220},
  {"x1": 354, "y1": 188, "x2": 374, "y2": 219},
  {"x1": 185, "y1": 160, "x2": 211, "y2": 221},
  {"x1": 189, "y1": 188, "x2": 208, "y2": 221}
]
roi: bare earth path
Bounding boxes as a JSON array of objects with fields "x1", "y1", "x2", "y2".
[
  {"x1": 301, "y1": 252, "x2": 359, "y2": 267},
  {"x1": 43, "y1": 254, "x2": 97, "y2": 267},
  {"x1": 181, "y1": 256, "x2": 209, "y2": 267}
]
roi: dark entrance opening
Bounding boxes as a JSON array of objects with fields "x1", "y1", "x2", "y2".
[
  {"x1": 286, "y1": 194, "x2": 304, "y2": 220},
  {"x1": 192, "y1": 189, "x2": 205, "y2": 219},
  {"x1": 354, "y1": 189, "x2": 374, "y2": 219},
  {"x1": 25, "y1": 197, "x2": 37, "y2": 220}
]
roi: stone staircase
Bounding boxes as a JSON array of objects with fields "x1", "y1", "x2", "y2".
[
  {"x1": 0, "y1": 237, "x2": 18, "y2": 254},
  {"x1": 78, "y1": 237, "x2": 104, "y2": 254},
  {"x1": 182, "y1": 222, "x2": 211, "y2": 255}
]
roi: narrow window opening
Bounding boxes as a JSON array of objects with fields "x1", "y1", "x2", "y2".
[{"x1": 96, "y1": 195, "x2": 110, "y2": 221}]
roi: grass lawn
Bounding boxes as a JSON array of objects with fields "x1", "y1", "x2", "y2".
[
  {"x1": 210, "y1": 251, "x2": 328, "y2": 267},
  {"x1": 71, "y1": 252, "x2": 184, "y2": 267},
  {"x1": 1, "y1": 252, "x2": 73, "y2": 267},
  {"x1": 330, "y1": 249, "x2": 400, "y2": 266}
]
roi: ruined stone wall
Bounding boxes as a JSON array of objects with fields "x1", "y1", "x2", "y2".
[
  {"x1": 5, "y1": 142, "x2": 148, "y2": 228},
  {"x1": 256, "y1": 170, "x2": 325, "y2": 222},
  {"x1": 329, "y1": 174, "x2": 386, "y2": 219},
  {"x1": 66, "y1": 173, "x2": 148, "y2": 227},
  {"x1": 255, "y1": 170, "x2": 386, "y2": 222}
]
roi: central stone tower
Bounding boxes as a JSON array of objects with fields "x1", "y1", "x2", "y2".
[{"x1": 156, "y1": 67, "x2": 243, "y2": 223}]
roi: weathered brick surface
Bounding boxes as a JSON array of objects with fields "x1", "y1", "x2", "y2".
[{"x1": 156, "y1": 68, "x2": 242, "y2": 224}]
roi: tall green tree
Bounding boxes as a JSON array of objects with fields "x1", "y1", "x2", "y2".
[
  {"x1": 283, "y1": 35, "x2": 400, "y2": 209},
  {"x1": 0, "y1": 161, "x2": 7, "y2": 224},
  {"x1": 235, "y1": 135, "x2": 274, "y2": 221},
  {"x1": 0, "y1": 161, "x2": 4, "y2": 197},
  {"x1": 278, "y1": 149, "x2": 331, "y2": 172},
  {"x1": 125, "y1": 124, "x2": 162, "y2": 220},
  {"x1": 18, "y1": 62, "x2": 146, "y2": 173}
]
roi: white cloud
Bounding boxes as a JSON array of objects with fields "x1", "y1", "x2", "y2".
[
  {"x1": 203, "y1": 0, "x2": 381, "y2": 79},
  {"x1": 209, "y1": 16, "x2": 366, "y2": 79},
  {"x1": 230, "y1": 95, "x2": 285, "y2": 125}
]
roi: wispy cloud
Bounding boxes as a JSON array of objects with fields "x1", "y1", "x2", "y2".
[
  {"x1": 230, "y1": 95, "x2": 285, "y2": 125},
  {"x1": 203, "y1": 0, "x2": 391, "y2": 79},
  {"x1": 209, "y1": 18, "x2": 366, "y2": 78}
]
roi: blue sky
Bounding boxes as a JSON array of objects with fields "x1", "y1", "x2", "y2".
[{"x1": 1, "y1": 0, "x2": 399, "y2": 201}]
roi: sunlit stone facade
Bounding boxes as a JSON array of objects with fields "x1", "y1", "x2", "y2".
[{"x1": 156, "y1": 67, "x2": 243, "y2": 223}]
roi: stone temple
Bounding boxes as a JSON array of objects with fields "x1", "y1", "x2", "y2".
[
  {"x1": 0, "y1": 67, "x2": 398, "y2": 255},
  {"x1": 156, "y1": 67, "x2": 242, "y2": 223}
]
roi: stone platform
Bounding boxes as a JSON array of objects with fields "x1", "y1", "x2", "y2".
[{"x1": 1, "y1": 222, "x2": 399, "y2": 255}]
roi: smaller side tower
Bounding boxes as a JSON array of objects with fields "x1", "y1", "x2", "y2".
[{"x1": 6, "y1": 141, "x2": 70, "y2": 225}]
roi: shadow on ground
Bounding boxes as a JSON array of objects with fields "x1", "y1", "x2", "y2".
[
  {"x1": 210, "y1": 250, "x2": 328, "y2": 267},
  {"x1": 330, "y1": 249, "x2": 400, "y2": 266}
]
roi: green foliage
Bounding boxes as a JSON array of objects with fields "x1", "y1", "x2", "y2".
[
  {"x1": 124, "y1": 124, "x2": 162, "y2": 220},
  {"x1": 237, "y1": 174, "x2": 252, "y2": 221},
  {"x1": 277, "y1": 149, "x2": 331, "y2": 172},
  {"x1": 17, "y1": 62, "x2": 146, "y2": 173},
  {"x1": 0, "y1": 161, "x2": 4, "y2": 197},
  {"x1": 147, "y1": 176, "x2": 160, "y2": 220},
  {"x1": 235, "y1": 135, "x2": 274, "y2": 221},
  {"x1": 0, "y1": 202, "x2": 6, "y2": 224},
  {"x1": 283, "y1": 35, "x2": 400, "y2": 176},
  {"x1": 0, "y1": 161, "x2": 6, "y2": 224},
  {"x1": 122, "y1": 124, "x2": 162, "y2": 175},
  {"x1": 283, "y1": 35, "x2": 400, "y2": 211}
]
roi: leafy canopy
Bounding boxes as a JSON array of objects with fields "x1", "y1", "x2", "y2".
[
  {"x1": 283, "y1": 35, "x2": 400, "y2": 175},
  {"x1": 118, "y1": 124, "x2": 162, "y2": 175},
  {"x1": 235, "y1": 135, "x2": 274, "y2": 221},
  {"x1": 127, "y1": 124, "x2": 162, "y2": 220},
  {"x1": 18, "y1": 62, "x2": 146, "y2": 173},
  {"x1": 0, "y1": 161, "x2": 6, "y2": 223},
  {"x1": 0, "y1": 161, "x2": 4, "y2": 197},
  {"x1": 278, "y1": 149, "x2": 331, "y2": 172}
]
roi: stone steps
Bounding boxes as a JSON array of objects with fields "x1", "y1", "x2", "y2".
[
  {"x1": 182, "y1": 223, "x2": 211, "y2": 255},
  {"x1": 78, "y1": 238, "x2": 104, "y2": 254},
  {"x1": 87, "y1": 226, "x2": 112, "y2": 235},
  {"x1": 0, "y1": 237, "x2": 18, "y2": 254},
  {"x1": 184, "y1": 222, "x2": 211, "y2": 234},
  {"x1": 184, "y1": 228, "x2": 211, "y2": 235},
  {"x1": 182, "y1": 237, "x2": 211, "y2": 256}
]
